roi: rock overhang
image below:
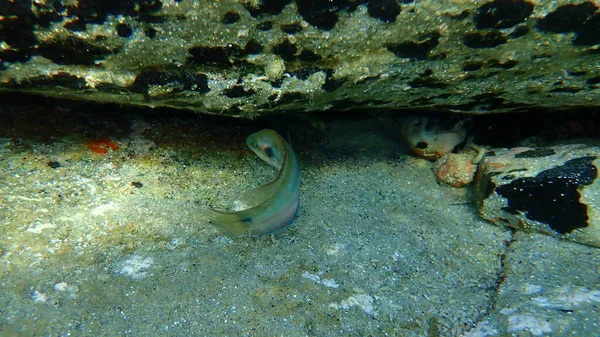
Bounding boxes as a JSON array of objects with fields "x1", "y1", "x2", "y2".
[{"x1": 1, "y1": 0, "x2": 599, "y2": 117}]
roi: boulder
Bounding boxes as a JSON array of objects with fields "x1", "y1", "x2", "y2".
[{"x1": 474, "y1": 145, "x2": 600, "y2": 247}]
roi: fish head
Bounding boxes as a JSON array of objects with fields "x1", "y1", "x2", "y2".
[{"x1": 246, "y1": 129, "x2": 285, "y2": 169}]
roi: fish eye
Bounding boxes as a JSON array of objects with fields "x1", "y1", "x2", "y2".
[{"x1": 263, "y1": 145, "x2": 274, "y2": 157}]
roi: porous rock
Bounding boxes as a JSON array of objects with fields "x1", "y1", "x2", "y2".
[{"x1": 1, "y1": 1, "x2": 600, "y2": 117}]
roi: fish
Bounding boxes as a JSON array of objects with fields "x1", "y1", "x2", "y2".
[{"x1": 206, "y1": 129, "x2": 301, "y2": 236}]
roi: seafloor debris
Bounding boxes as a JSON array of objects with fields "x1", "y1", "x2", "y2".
[{"x1": 85, "y1": 137, "x2": 120, "y2": 155}]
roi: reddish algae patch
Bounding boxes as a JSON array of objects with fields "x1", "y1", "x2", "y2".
[{"x1": 86, "y1": 137, "x2": 120, "y2": 155}]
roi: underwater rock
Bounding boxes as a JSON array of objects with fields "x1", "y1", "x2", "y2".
[
  {"x1": 434, "y1": 153, "x2": 477, "y2": 187},
  {"x1": 1, "y1": 1, "x2": 600, "y2": 117},
  {"x1": 474, "y1": 145, "x2": 600, "y2": 248},
  {"x1": 401, "y1": 116, "x2": 468, "y2": 161}
]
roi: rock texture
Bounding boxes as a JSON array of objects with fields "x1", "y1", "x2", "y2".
[
  {"x1": 1, "y1": 0, "x2": 600, "y2": 117},
  {"x1": 474, "y1": 144, "x2": 600, "y2": 247}
]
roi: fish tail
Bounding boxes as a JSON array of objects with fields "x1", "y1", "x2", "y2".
[{"x1": 205, "y1": 208, "x2": 251, "y2": 237}]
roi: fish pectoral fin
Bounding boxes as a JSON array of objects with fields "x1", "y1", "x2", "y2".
[
  {"x1": 238, "y1": 182, "x2": 278, "y2": 208},
  {"x1": 206, "y1": 208, "x2": 252, "y2": 237}
]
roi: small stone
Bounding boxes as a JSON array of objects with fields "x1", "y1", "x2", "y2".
[
  {"x1": 434, "y1": 153, "x2": 477, "y2": 187},
  {"x1": 120, "y1": 255, "x2": 154, "y2": 279},
  {"x1": 54, "y1": 282, "x2": 69, "y2": 291}
]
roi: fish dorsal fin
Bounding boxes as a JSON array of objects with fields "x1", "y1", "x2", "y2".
[{"x1": 238, "y1": 181, "x2": 278, "y2": 208}]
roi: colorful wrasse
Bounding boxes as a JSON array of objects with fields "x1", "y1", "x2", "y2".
[{"x1": 207, "y1": 129, "x2": 300, "y2": 236}]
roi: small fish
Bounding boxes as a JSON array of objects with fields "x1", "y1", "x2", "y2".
[{"x1": 207, "y1": 129, "x2": 300, "y2": 236}]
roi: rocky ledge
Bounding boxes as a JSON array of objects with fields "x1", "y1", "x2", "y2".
[{"x1": 1, "y1": 0, "x2": 600, "y2": 117}]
